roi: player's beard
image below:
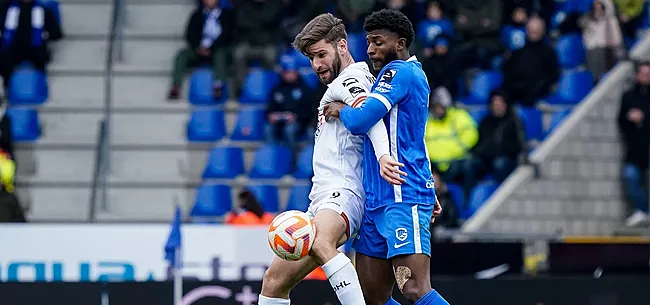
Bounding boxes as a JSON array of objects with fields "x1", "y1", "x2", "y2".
[
  {"x1": 327, "y1": 51, "x2": 342, "y2": 83},
  {"x1": 372, "y1": 48, "x2": 399, "y2": 74}
]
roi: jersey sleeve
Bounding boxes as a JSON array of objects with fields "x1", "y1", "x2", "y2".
[
  {"x1": 366, "y1": 62, "x2": 411, "y2": 111},
  {"x1": 331, "y1": 76, "x2": 370, "y2": 108},
  {"x1": 331, "y1": 75, "x2": 390, "y2": 160},
  {"x1": 339, "y1": 63, "x2": 411, "y2": 135}
]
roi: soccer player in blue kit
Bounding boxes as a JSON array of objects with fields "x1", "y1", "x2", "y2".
[{"x1": 323, "y1": 9, "x2": 450, "y2": 305}]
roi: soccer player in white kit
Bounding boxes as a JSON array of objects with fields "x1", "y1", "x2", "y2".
[{"x1": 258, "y1": 13, "x2": 406, "y2": 305}]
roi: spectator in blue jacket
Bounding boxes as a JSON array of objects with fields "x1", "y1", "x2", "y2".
[
  {"x1": 416, "y1": 0, "x2": 455, "y2": 49},
  {"x1": 265, "y1": 57, "x2": 312, "y2": 154},
  {"x1": 0, "y1": 0, "x2": 62, "y2": 91}
]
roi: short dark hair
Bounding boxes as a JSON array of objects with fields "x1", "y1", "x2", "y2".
[
  {"x1": 293, "y1": 13, "x2": 347, "y2": 55},
  {"x1": 364, "y1": 9, "x2": 415, "y2": 48}
]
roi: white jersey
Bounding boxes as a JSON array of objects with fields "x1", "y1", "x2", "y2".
[{"x1": 310, "y1": 62, "x2": 376, "y2": 201}]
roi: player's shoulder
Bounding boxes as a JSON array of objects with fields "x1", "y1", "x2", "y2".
[
  {"x1": 333, "y1": 62, "x2": 374, "y2": 86},
  {"x1": 377, "y1": 60, "x2": 414, "y2": 84}
]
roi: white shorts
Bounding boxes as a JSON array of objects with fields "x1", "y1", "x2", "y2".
[{"x1": 306, "y1": 188, "x2": 364, "y2": 240}]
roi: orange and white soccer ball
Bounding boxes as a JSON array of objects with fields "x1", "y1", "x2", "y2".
[{"x1": 268, "y1": 210, "x2": 317, "y2": 261}]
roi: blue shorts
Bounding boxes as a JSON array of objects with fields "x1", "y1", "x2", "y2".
[{"x1": 352, "y1": 202, "x2": 433, "y2": 259}]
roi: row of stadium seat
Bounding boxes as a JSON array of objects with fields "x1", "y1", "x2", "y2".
[
  {"x1": 186, "y1": 105, "x2": 571, "y2": 145},
  {"x1": 203, "y1": 144, "x2": 313, "y2": 179},
  {"x1": 460, "y1": 69, "x2": 593, "y2": 107},
  {"x1": 191, "y1": 183, "x2": 311, "y2": 217},
  {"x1": 189, "y1": 177, "x2": 501, "y2": 220}
]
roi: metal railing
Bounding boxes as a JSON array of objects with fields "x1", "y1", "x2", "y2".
[{"x1": 88, "y1": 0, "x2": 126, "y2": 222}]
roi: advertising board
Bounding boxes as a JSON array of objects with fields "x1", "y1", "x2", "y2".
[{"x1": 0, "y1": 224, "x2": 275, "y2": 282}]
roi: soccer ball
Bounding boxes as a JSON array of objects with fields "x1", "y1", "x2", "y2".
[{"x1": 268, "y1": 210, "x2": 316, "y2": 261}]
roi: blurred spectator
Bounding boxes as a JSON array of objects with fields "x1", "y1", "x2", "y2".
[
  {"x1": 464, "y1": 90, "x2": 524, "y2": 194},
  {"x1": 507, "y1": 3, "x2": 529, "y2": 27},
  {"x1": 265, "y1": 58, "x2": 312, "y2": 153},
  {"x1": 453, "y1": 0, "x2": 503, "y2": 69},
  {"x1": 416, "y1": 0, "x2": 455, "y2": 47},
  {"x1": 612, "y1": 0, "x2": 645, "y2": 39},
  {"x1": 168, "y1": 0, "x2": 235, "y2": 100},
  {"x1": 232, "y1": 0, "x2": 284, "y2": 94},
  {"x1": 420, "y1": 38, "x2": 460, "y2": 95},
  {"x1": 425, "y1": 87, "x2": 478, "y2": 183},
  {"x1": 0, "y1": 0, "x2": 62, "y2": 91},
  {"x1": 225, "y1": 190, "x2": 274, "y2": 225},
  {"x1": 337, "y1": 0, "x2": 375, "y2": 32},
  {"x1": 0, "y1": 99, "x2": 14, "y2": 159},
  {"x1": 617, "y1": 61, "x2": 650, "y2": 227},
  {"x1": 430, "y1": 170, "x2": 459, "y2": 228},
  {"x1": 503, "y1": 17, "x2": 559, "y2": 106},
  {"x1": 0, "y1": 148, "x2": 22, "y2": 223},
  {"x1": 281, "y1": 0, "x2": 330, "y2": 43},
  {"x1": 374, "y1": 0, "x2": 421, "y2": 26},
  {"x1": 579, "y1": 0, "x2": 625, "y2": 82}
]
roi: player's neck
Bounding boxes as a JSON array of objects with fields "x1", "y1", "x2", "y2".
[
  {"x1": 397, "y1": 51, "x2": 411, "y2": 61},
  {"x1": 340, "y1": 55, "x2": 355, "y2": 71}
]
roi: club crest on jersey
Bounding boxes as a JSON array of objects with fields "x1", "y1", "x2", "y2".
[
  {"x1": 395, "y1": 228, "x2": 408, "y2": 241},
  {"x1": 380, "y1": 69, "x2": 397, "y2": 83},
  {"x1": 348, "y1": 86, "x2": 365, "y2": 97}
]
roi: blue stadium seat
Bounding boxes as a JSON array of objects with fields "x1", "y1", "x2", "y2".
[
  {"x1": 545, "y1": 108, "x2": 572, "y2": 138},
  {"x1": 543, "y1": 71, "x2": 593, "y2": 105},
  {"x1": 293, "y1": 145, "x2": 314, "y2": 179},
  {"x1": 190, "y1": 184, "x2": 232, "y2": 217},
  {"x1": 286, "y1": 184, "x2": 312, "y2": 212},
  {"x1": 445, "y1": 183, "x2": 466, "y2": 214},
  {"x1": 563, "y1": 0, "x2": 592, "y2": 13},
  {"x1": 516, "y1": 107, "x2": 544, "y2": 142},
  {"x1": 7, "y1": 108, "x2": 41, "y2": 142},
  {"x1": 40, "y1": 0, "x2": 61, "y2": 23},
  {"x1": 188, "y1": 68, "x2": 228, "y2": 105},
  {"x1": 346, "y1": 32, "x2": 368, "y2": 62},
  {"x1": 500, "y1": 25, "x2": 526, "y2": 51},
  {"x1": 186, "y1": 109, "x2": 226, "y2": 142},
  {"x1": 555, "y1": 34, "x2": 585, "y2": 69},
  {"x1": 247, "y1": 184, "x2": 280, "y2": 212},
  {"x1": 460, "y1": 71, "x2": 503, "y2": 105},
  {"x1": 202, "y1": 146, "x2": 244, "y2": 179},
  {"x1": 468, "y1": 108, "x2": 487, "y2": 125},
  {"x1": 239, "y1": 68, "x2": 279, "y2": 104},
  {"x1": 230, "y1": 108, "x2": 265, "y2": 141},
  {"x1": 249, "y1": 144, "x2": 293, "y2": 179},
  {"x1": 463, "y1": 181, "x2": 498, "y2": 219},
  {"x1": 299, "y1": 68, "x2": 319, "y2": 89},
  {"x1": 8, "y1": 67, "x2": 48, "y2": 105}
]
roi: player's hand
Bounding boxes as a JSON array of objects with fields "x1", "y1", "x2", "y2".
[
  {"x1": 378, "y1": 155, "x2": 407, "y2": 185},
  {"x1": 323, "y1": 101, "x2": 346, "y2": 122},
  {"x1": 433, "y1": 196, "x2": 443, "y2": 216}
]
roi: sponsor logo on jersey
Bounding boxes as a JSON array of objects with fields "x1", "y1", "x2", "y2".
[
  {"x1": 380, "y1": 69, "x2": 397, "y2": 83},
  {"x1": 348, "y1": 86, "x2": 365, "y2": 97}
]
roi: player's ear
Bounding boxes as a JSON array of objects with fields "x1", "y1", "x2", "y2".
[
  {"x1": 338, "y1": 39, "x2": 348, "y2": 56},
  {"x1": 397, "y1": 37, "x2": 407, "y2": 51}
]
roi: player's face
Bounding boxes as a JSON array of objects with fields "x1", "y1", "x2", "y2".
[
  {"x1": 307, "y1": 39, "x2": 343, "y2": 85},
  {"x1": 366, "y1": 30, "x2": 403, "y2": 73}
]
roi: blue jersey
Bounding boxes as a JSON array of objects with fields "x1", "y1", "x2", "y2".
[{"x1": 339, "y1": 56, "x2": 435, "y2": 210}]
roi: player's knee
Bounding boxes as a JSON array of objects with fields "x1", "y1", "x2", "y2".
[
  {"x1": 400, "y1": 278, "x2": 432, "y2": 303},
  {"x1": 261, "y1": 268, "x2": 291, "y2": 298},
  {"x1": 395, "y1": 266, "x2": 431, "y2": 303},
  {"x1": 309, "y1": 234, "x2": 339, "y2": 265}
]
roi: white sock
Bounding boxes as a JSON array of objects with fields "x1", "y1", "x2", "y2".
[
  {"x1": 258, "y1": 295, "x2": 290, "y2": 305},
  {"x1": 321, "y1": 253, "x2": 365, "y2": 305}
]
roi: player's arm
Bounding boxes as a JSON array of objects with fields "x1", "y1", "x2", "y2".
[
  {"x1": 338, "y1": 65, "x2": 410, "y2": 135},
  {"x1": 334, "y1": 77, "x2": 390, "y2": 160}
]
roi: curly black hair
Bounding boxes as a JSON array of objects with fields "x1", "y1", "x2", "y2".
[{"x1": 363, "y1": 9, "x2": 415, "y2": 48}]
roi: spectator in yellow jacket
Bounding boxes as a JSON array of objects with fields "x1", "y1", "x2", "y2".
[
  {"x1": 612, "y1": 0, "x2": 646, "y2": 38},
  {"x1": 425, "y1": 88, "x2": 478, "y2": 183}
]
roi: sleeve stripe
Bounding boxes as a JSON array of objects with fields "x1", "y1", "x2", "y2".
[
  {"x1": 351, "y1": 95, "x2": 367, "y2": 108},
  {"x1": 368, "y1": 92, "x2": 391, "y2": 111}
]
